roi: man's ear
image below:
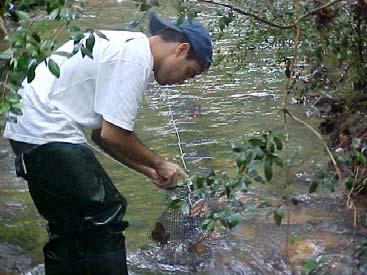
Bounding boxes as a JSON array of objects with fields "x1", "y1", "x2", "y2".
[{"x1": 175, "y1": 43, "x2": 190, "y2": 57}]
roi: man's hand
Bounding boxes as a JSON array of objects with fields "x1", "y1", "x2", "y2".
[
  {"x1": 154, "y1": 160, "x2": 188, "y2": 190},
  {"x1": 92, "y1": 121, "x2": 188, "y2": 190}
]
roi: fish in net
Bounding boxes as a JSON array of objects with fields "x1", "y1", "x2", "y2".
[{"x1": 148, "y1": 186, "x2": 221, "y2": 272}]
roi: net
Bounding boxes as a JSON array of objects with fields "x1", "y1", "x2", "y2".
[{"x1": 148, "y1": 192, "x2": 214, "y2": 272}]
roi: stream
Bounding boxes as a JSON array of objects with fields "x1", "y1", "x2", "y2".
[{"x1": 1, "y1": 0, "x2": 366, "y2": 274}]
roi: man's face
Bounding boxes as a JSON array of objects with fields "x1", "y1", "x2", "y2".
[{"x1": 154, "y1": 43, "x2": 202, "y2": 85}]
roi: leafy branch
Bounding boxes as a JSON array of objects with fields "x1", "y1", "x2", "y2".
[
  {"x1": 198, "y1": 0, "x2": 344, "y2": 29},
  {"x1": 278, "y1": 0, "x2": 342, "y2": 180},
  {"x1": 0, "y1": 0, "x2": 108, "y2": 118},
  {"x1": 166, "y1": 131, "x2": 286, "y2": 232}
]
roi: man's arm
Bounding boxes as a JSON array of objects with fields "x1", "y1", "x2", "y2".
[{"x1": 91, "y1": 120, "x2": 187, "y2": 189}]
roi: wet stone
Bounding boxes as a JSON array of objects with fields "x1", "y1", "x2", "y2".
[{"x1": 0, "y1": 242, "x2": 32, "y2": 273}]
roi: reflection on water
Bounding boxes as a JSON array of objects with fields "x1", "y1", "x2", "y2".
[{"x1": 0, "y1": 0, "x2": 366, "y2": 274}]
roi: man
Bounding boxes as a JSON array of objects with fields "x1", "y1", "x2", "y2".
[{"x1": 3, "y1": 14, "x2": 212, "y2": 274}]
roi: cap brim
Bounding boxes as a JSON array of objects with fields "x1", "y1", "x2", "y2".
[{"x1": 149, "y1": 14, "x2": 182, "y2": 35}]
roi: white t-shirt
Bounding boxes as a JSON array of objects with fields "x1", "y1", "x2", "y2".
[{"x1": 3, "y1": 30, "x2": 154, "y2": 145}]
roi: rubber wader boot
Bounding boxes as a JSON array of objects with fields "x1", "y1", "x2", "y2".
[{"x1": 17, "y1": 142, "x2": 129, "y2": 274}]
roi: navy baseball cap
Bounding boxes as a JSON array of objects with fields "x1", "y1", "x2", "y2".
[{"x1": 149, "y1": 14, "x2": 213, "y2": 70}]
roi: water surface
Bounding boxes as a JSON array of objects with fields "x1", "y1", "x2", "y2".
[{"x1": 0, "y1": 1, "x2": 365, "y2": 274}]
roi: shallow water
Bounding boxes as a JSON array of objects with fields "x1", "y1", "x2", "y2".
[{"x1": 1, "y1": 0, "x2": 366, "y2": 274}]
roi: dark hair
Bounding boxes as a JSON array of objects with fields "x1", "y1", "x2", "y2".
[{"x1": 157, "y1": 28, "x2": 209, "y2": 73}]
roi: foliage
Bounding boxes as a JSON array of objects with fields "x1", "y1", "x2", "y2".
[
  {"x1": 337, "y1": 138, "x2": 367, "y2": 193},
  {"x1": 194, "y1": 0, "x2": 367, "y2": 100},
  {"x1": 134, "y1": 0, "x2": 160, "y2": 12},
  {"x1": 308, "y1": 168, "x2": 338, "y2": 193},
  {"x1": 158, "y1": 0, "x2": 367, "y2": 229},
  {"x1": 168, "y1": 131, "x2": 286, "y2": 231},
  {"x1": 354, "y1": 237, "x2": 367, "y2": 271},
  {"x1": 0, "y1": 0, "x2": 108, "y2": 120},
  {"x1": 302, "y1": 255, "x2": 333, "y2": 274}
]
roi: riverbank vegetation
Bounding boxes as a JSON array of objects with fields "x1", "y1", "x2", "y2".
[{"x1": 0, "y1": 0, "x2": 366, "y2": 273}]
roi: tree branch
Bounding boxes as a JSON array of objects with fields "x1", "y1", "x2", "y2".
[
  {"x1": 198, "y1": 0, "x2": 344, "y2": 29},
  {"x1": 284, "y1": 110, "x2": 342, "y2": 179},
  {"x1": 0, "y1": 16, "x2": 7, "y2": 38},
  {"x1": 298, "y1": 0, "x2": 344, "y2": 21},
  {"x1": 198, "y1": 0, "x2": 295, "y2": 29}
]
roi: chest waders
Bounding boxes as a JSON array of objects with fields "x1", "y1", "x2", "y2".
[{"x1": 13, "y1": 141, "x2": 129, "y2": 274}]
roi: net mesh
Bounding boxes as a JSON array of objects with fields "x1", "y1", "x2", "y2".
[{"x1": 147, "y1": 190, "x2": 219, "y2": 272}]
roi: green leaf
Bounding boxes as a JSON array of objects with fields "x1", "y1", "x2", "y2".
[
  {"x1": 41, "y1": 40, "x2": 55, "y2": 51},
  {"x1": 248, "y1": 138, "x2": 264, "y2": 147},
  {"x1": 225, "y1": 184, "x2": 231, "y2": 198},
  {"x1": 5, "y1": 92, "x2": 21, "y2": 103},
  {"x1": 352, "y1": 138, "x2": 361, "y2": 149},
  {"x1": 10, "y1": 57, "x2": 18, "y2": 69},
  {"x1": 213, "y1": 212, "x2": 222, "y2": 219},
  {"x1": 219, "y1": 218, "x2": 228, "y2": 228},
  {"x1": 15, "y1": 10, "x2": 30, "y2": 21},
  {"x1": 227, "y1": 213, "x2": 240, "y2": 229},
  {"x1": 49, "y1": 8, "x2": 60, "y2": 20},
  {"x1": 309, "y1": 181, "x2": 318, "y2": 193},
  {"x1": 336, "y1": 155, "x2": 347, "y2": 164},
  {"x1": 72, "y1": 33, "x2": 85, "y2": 44},
  {"x1": 273, "y1": 136, "x2": 283, "y2": 150},
  {"x1": 264, "y1": 156, "x2": 273, "y2": 181},
  {"x1": 81, "y1": 45, "x2": 93, "y2": 59},
  {"x1": 48, "y1": 59, "x2": 60, "y2": 78},
  {"x1": 273, "y1": 156, "x2": 284, "y2": 167},
  {"x1": 140, "y1": 2, "x2": 150, "y2": 11},
  {"x1": 254, "y1": 147, "x2": 265, "y2": 159},
  {"x1": 266, "y1": 141, "x2": 275, "y2": 153},
  {"x1": 303, "y1": 259, "x2": 319, "y2": 271},
  {"x1": 31, "y1": 32, "x2": 41, "y2": 43},
  {"x1": 53, "y1": 51, "x2": 71, "y2": 58},
  {"x1": 26, "y1": 43, "x2": 39, "y2": 56},
  {"x1": 86, "y1": 33, "x2": 95, "y2": 53},
  {"x1": 167, "y1": 199, "x2": 182, "y2": 209},
  {"x1": 60, "y1": 8, "x2": 72, "y2": 20},
  {"x1": 95, "y1": 31, "x2": 109, "y2": 41},
  {"x1": 219, "y1": 17, "x2": 226, "y2": 31},
  {"x1": 193, "y1": 175, "x2": 205, "y2": 189},
  {"x1": 0, "y1": 49, "x2": 13, "y2": 60},
  {"x1": 236, "y1": 153, "x2": 247, "y2": 172},
  {"x1": 177, "y1": 16, "x2": 185, "y2": 25},
  {"x1": 0, "y1": 102, "x2": 11, "y2": 114},
  {"x1": 355, "y1": 151, "x2": 366, "y2": 164},
  {"x1": 68, "y1": 25, "x2": 81, "y2": 32},
  {"x1": 344, "y1": 177, "x2": 354, "y2": 190},
  {"x1": 239, "y1": 178, "x2": 248, "y2": 192},
  {"x1": 72, "y1": 44, "x2": 81, "y2": 55},
  {"x1": 207, "y1": 220, "x2": 216, "y2": 231},
  {"x1": 227, "y1": 140, "x2": 241, "y2": 152},
  {"x1": 27, "y1": 59, "x2": 37, "y2": 83},
  {"x1": 8, "y1": 33, "x2": 25, "y2": 44},
  {"x1": 253, "y1": 175, "x2": 266, "y2": 184},
  {"x1": 289, "y1": 232, "x2": 297, "y2": 244},
  {"x1": 200, "y1": 219, "x2": 211, "y2": 229},
  {"x1": 273, "y1": 210, "x2": 283, "y2": 226},
  {"x1": 3, "y1": 82, "x2": 18, "y2": 93},
  {"x1": 10, "y1": 106, "x2": 23, "y2": 116}
]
